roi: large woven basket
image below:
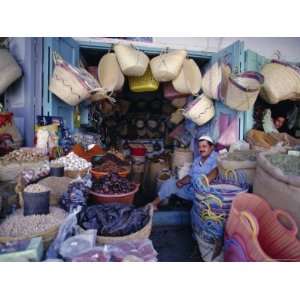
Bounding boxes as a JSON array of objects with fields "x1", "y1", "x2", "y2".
[
  {"x1": 0, "y1": 224, "x2": 60, "y2": 250},
  {"x1": 96, "y1": 204, "x2": 154, "y2": 245}
]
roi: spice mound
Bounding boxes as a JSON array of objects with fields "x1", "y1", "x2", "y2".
[
  {"x1": 92, "y1": 173, "x2": 135, "y2": 194},
  {"x1": 52, "y1": 152, "x2": 91, "y2": 171},
  {"x1": 24, "y1": 183, "x2": 50, "y2": 193},
  {"x1": 78, "y1": 203, "x2": 150, "y2": 237},
  {"x1": 0, "y1": 148, "x2": 47, "y2": 165},
  {"x1": 94, "y1": 160, "x2": 128, "y2": 173},
  {"x1": 224, "y1": 150, "x2": 259, "y2": 162},
  {"x1": 0, "y1": 207, "x2": 67, "y2": 238}
]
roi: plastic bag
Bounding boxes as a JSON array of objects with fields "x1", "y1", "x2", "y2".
[
  {"x1": 72, "y1": 246, "x2": 111, "y2": 262},
  {"x1": 46, "y1": 208, "x2": 81, "y2": 259},
  {"x1": 59, "y1": 229, "x2": 97, "y2": 261}
]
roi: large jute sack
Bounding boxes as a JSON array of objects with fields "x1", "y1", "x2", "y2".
[
  {"x1": 202, "y1": 62, "x2": 231, "y2": 100},
  {"x1": 98, "y1": 53, "x2": 125, "y2": 93},
  {"x1": 182, "y1": 94, "x2": 215, "y2": 126},
  {"x1": 0, "y1": 48, "x2": 22, "y2": 94},
  {"x1": 253, "y1": 152, "x2": 300, "y2": 238},
  {"x1": 150, "y1": 49, "x2": 187, "y2": 82},
  {"x1": 223, "y1": 72, "x2": 264, "y2": 111},
  {"x1": 113, "y1": 44, "x2": 149, "y2": 77},
  {"x1": 171, "y1": 148, "x2": 193, "y2": 171},
  {"x1": 172, "y1": 58, "x2": 202, "y2": 95},
  {"x1": 260, "y1": 60, "x2": 300, "y2": 104},
  {"x1": 49, "y1": 53, "x2": 103, "y2": 106}
]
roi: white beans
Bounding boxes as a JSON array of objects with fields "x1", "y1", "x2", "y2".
[
  {"x1": 52, "y1": 152, "x2": 91, "y2": 171},
  {"x1": 0, "y1": 207, "x2": 67, "y2": 238},
  {"x1": 24, "y1": 184, "x2": 50, "y2": 193}
]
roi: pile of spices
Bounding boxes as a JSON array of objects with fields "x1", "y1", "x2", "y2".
[{"x1": 265, "y1": 154, "x2": 300, "y2": 176}]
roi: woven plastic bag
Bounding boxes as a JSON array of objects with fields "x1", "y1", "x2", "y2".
[
  {"x1": 218, "y1": 116, "x2": 239, "y2": 146},
  {"x1": 0, "y1": 47, "x2": 22, "y2": 95}
]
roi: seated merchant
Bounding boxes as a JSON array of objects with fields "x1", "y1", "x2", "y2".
[{"x1": 152, "y1": 135, "x2": 218, "y2": 208}]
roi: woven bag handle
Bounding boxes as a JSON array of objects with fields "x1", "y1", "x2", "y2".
[
  {"x1": 273, "y1": 209, "x2": 298, "y2": 237},
  {"x1": 240, "y1": 211, "x2": 259, "y2": 237},
  {"x1": 224, "y1": 168, "x2": 238, "y2": 183},
  {"x1": 205, "y1": 194, "x2": 223, "y2": 207},
  {"x1": 200, "y1": 174, "x2": 210, "y2": 187}
]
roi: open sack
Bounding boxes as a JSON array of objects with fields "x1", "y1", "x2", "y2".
[
  {"x1": 0, "y1": 47, "x2": 22, "y2": 95},
  {"x1": 260, "y1": 60, "x2": 300, "y2": 104}
]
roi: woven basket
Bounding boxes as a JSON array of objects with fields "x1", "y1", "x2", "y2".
[
  {"x1": 0, "y1": 48, "x2": 22, "y2": 94},
  {"x1": 49, "y1": 53, "x2": 101, "y2": 106},
  {"x1": 98, "y1": 53, "x2": 124, "y2": 93},
  {"x1": 172, "y1": 58, "x2": 202, "y2": 95},
  {"x1": 64, "y1": 167, "x2": 90, "y2": 179},
  {"x1": 150, "y1": 49, "x2": 187, "y2": 82},
  {"x1": 0, "y1": 224, "x2": 60, "y2": 250},
  {"x1": 114, "y1": 44, "x2": 149, "y2": 77},
  {"x1": 182, "y1": 94, "x2": 215, "y2": 126},
  {"x1": 260, "y1": 60, "x2": 300, "y2": 104},
  {"x1": 96, "y1": 204, "x2": 154, "y2": 245},
  {"x1": 223, "y1": 71, "x2": 264, "y2": 112}
]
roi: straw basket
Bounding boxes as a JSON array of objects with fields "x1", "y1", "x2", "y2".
[
  {"x1": 0, "y1": 224, "x2": 60, "y2": 250},
  {"x1": 150, "y1": 49, "x2": 187, "y2": 82},
  {"x1": 114, "y1": 44, "x2": 149, "y2": 77},
  {"x1": 260, "y1": 60, "x2": 300, "y2": 104},
  {"x1": 170, "y1": 109, "x2": 184, "y2": 125},
  {"x1": 202, "y1": 62, "x2": 231, "y2": 100},
  {"x1": 96, "y1": 204, "x2": 154, "y2": 245},
  {"x1": 64, "y1": 167, "x2": 90, "y2": 179},
  {"x1": 0, "y1": 48, "x2": 22, "y2": 94},
  {"x1": 182, "y1": 94, "x2": 215, "y2": 126},
  {"x1": 172, "y1": 58, "x2": 202, "y2": 95},
  {"x1": 49, "y1": 53, "x2": 101, "y2": 106},
  {"x1": 171, "y1": 97, "x2": 187, "y2": 108},
  {"x1": 222, "y1": 72, "x2": 264, "y2": 112},
  {"x1": 98, "y1": 53, "x2": 124, "y2": 93}
]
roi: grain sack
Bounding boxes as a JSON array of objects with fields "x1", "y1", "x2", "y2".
[
  {"x1": 253, "y1": 152, "x2": 300, "y2": 238},
  {"x1": 38, "y1": 176, "x2": 73, "y2": 206},
  {"x1": 260, "y1": 60, "x2": 300, "y2": 104}
]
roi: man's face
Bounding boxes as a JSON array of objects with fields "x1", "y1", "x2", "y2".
[
  {"x1": 274, "y1": 117, "x2": 285, "y2": 129},
  {"x1": 198, "y1": 140, "x2": 213, "y2": 159}
]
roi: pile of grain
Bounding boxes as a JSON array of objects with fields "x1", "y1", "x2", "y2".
[
  {"x1": 0, "y1": 207, "x2": 67, "y2": 238},
  {"x1": 225, "y1": 150, "x2": 259, "y2": 162},
  {"x1": 24, "y1": 183, "x2": 50, "y2": 193}
]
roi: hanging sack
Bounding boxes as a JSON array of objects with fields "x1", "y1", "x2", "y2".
[
  {"x1": 150, "y1": 49, "x2": 187, "y2": 82},
  {"x1": 49, "y1": 53, "x2": 105, "y2": 106},
  {"x1": 0, "y1": 47, "x2": 22, "y2": 94},
  {"x1": 218, "y1": 116, "x2": 239, "y2": 146},
  {"x1": 98, "y1": 53, "x2": 124, "y2": 93},
  {"x1": 260, "y1": 60, "x2": 300, "y2": 104},
  {"x1": 226, "y1": 193, "x2": 300, "y2": 261},
  {"x1": 223, "y1": 72, "x2": 264, "y2": 111},
  {"x1": 113, "y1": 44, "x2": 149, "y2": 77},
  {"x1": 172, "y1": 58, "x2": 202, "y2": 95},
  {"x1": 182, "y1": 94, "x2": 215, "y2": 126},
  {"x1": 128, "y1": 66, "x2": 159, "y2": 92},
  {"x1": 171, "y1": 97, "x2": 187, "y2": 108},
  {"x1": 202, "y1": 62, "x2": 231, "y2": 100}
]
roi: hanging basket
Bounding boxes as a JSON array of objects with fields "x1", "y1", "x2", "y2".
[
  {"x1": 172, "y1": 58, "x2": 202, "y2": 95},
  {"x1": 114, "y1": 44, "x2": 149, "y2": 77},
  {"x1": 223, "y1": 71, "x2": 264, "y2": 111},
  {"x1": 182, "y1": 94, "x2": 215, "y2": 126},
  {"x1": 202, "y1": 62, "x2": 231, "y2": 100},
  {"x1": 98, "y1": 53, "x2": 124, "y2": 93},
  {"x1": 150, "y1": 49, "x2": 187, "y2": 82},
  {"x1": 260, "y1": 60, "x2": 300, "y2": 104},
  {"x1": 128, "y1": 66, "x2": 159, "y2": 92},
  {"x1": 49, "y1": 53, "x2": 101, "y2": 106},
  {"x1": 0, "y1": 48, "x2": 22, "y2": 95}
]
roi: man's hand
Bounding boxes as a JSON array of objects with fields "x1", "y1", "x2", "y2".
[
  {"x1": 176, "y1": 179, "x2": 185, "y2": 189},
  {"x1": 176, "y1": 175, "x2": 191, "y2": 188}
]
